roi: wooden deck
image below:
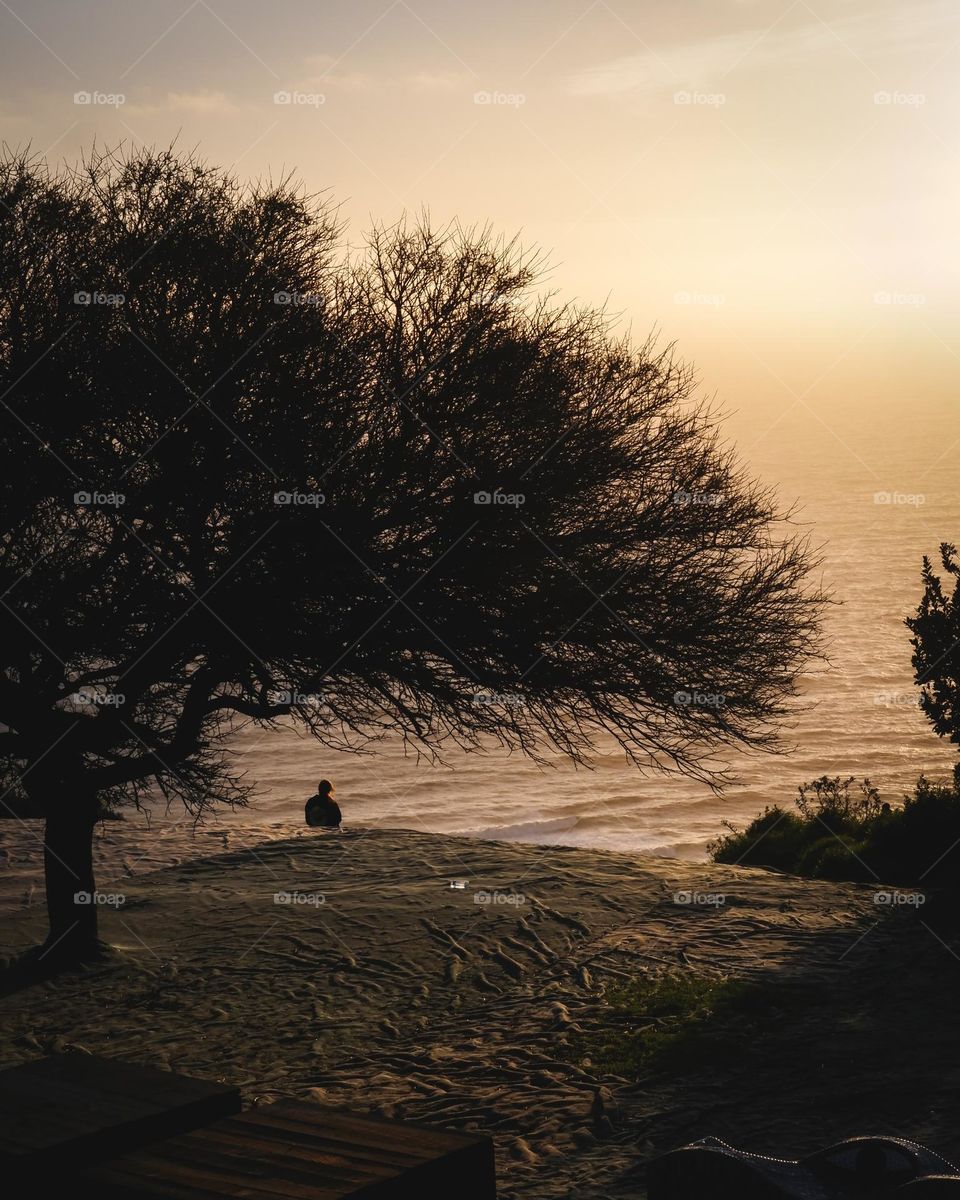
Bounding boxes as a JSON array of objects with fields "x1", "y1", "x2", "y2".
[
  {"x1": 78, "y1": 1099, "x2": 498, "y2": 1199},
  {"x1": 0, "y1": 1053, "x2": 241, "y2": 1173}
]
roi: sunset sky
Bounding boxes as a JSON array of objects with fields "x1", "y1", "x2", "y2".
[{"x1": 2, "y1": 0, "x2": 957, "y2": 434}]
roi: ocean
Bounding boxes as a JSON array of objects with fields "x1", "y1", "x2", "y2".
[{"x1": 193, "y1": 394, "x2": 960, "y2": 860}]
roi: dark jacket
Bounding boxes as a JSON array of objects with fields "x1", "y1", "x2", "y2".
[{"x1": 305, "y1": 794, "x2": 342, "y2": 828}]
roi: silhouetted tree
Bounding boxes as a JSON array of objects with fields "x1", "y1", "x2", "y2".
[
  {"x1": 908, "y1": 543, "x2": 960, "y2": 784},
  {"x1": 0, "y1": 146, "x2": 823, "y2": 963}
]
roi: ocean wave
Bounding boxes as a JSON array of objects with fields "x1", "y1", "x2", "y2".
[{"x1": 461, "y1": 814, "x2": 581, "y2": 841}]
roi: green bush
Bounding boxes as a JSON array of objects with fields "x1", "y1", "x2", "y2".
[
  {"x1": 710, "y1": 774, "x2": 960, "y2": 887},
  {"x1": 709, "y1": 805, "x2": 806, "y2": 870}
]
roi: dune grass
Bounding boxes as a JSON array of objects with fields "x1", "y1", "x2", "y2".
[{"x1": 565, "y1": 971, "x2": 809, "y2": 1078}]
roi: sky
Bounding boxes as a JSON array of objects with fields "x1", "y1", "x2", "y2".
[{"x1": 1, "y1": 0, "x2": 958, "y2": 443}]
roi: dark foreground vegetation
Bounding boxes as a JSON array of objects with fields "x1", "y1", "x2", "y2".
[
  {"x1": 563, "y1": 971, "x2": 813, "y2": 1077},
  {"x1": 711, "y1": 541, "x2": 960, "y2": 891},
  {"x1": 710, "y1": 774, "x2": 960, "y2": 887}
]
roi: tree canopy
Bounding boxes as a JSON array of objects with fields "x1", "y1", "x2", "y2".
[
  {"x1": 0, "y1": 145, "x2": 823, "y2": 958},
  {"x1": 908, "y1": 543, "x2": 960, "y2": 783}
]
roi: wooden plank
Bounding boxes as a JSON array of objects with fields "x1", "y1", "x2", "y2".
[
  {"x1": 247, "y1": 1101, "x2": 489, "y2": 1164},
  {"x1": 79, "y1": 1099, "x2": 498, "y2": 1199},
  {"x1": 89, "y1": 1146, "x2": 356, "y2": 1200},
  {"x1": 0, "y1": 1053, "x2": 241, "y2": 1170},
  {"x1": 23, "y1": 1051, "x2": 228, "y2": 1104},
  {"x1": 238, "y1": 1104, "x2": 464, "y2": 1163},
  {"x1": 127, "y1": 1126, "x2": 403, "y2": 1194},
  {"x1": 156, "y1": 1122, "x2": 409, "y2": 1181}
]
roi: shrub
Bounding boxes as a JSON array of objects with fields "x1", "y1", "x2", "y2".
[{"x1": 710, "y1": 775, "x2": 960, "y2": 887}]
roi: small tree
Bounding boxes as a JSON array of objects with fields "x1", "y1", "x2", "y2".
[
  {"x1": 795, "y1": 775, "x2": 884, "y2": 824},
  {"x1": 0, "y1": 146, "x2": 824, "y2": 964},
  {"x1": 907, "y1": 542, "x2": 960, "y2": 784}
]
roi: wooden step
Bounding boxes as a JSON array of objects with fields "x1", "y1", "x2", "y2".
[
  {"x1": 0, "y1": 1053, "x2": 241, "y2": 1174},
  {"x1": 77, "y1": 1099, "x2": 498, "y2": 1199}
]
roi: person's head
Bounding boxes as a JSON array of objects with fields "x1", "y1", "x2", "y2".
[{"x1": 318, "y1": 779, "x2": 334, "y2": 796}]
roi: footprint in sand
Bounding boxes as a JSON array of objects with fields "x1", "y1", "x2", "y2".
[
  {"x1": 491, "y1": 946, "x2": 526, "y2": 979},
  {"x1": 510, "y1": 1137, "x2": 539, "y2": 1163}
]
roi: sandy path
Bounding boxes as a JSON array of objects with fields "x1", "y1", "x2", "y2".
[{"x1": 2, "y1": 827, "x2": 957, "y2": 1199}]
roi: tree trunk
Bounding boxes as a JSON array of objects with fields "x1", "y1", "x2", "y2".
[{"x1": 42, "y1": 802, "x2": 100, "y2": 963}]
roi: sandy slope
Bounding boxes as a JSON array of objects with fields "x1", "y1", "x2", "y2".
[{"x1": 2, "y1": 826, "x2": 959, "y2": 1199}]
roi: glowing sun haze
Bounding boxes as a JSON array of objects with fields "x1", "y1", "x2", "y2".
[{"x1": 2, "y1": 0, "x2": 957, "y2": 423}]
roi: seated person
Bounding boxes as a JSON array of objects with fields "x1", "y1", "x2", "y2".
[{"x1": 305, "y1": 779, "x2": 342, "y2": 829}]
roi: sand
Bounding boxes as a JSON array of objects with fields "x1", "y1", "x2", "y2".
[{"x1": 2, "y1": 823, "x2": 959, "y2": 1199}]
